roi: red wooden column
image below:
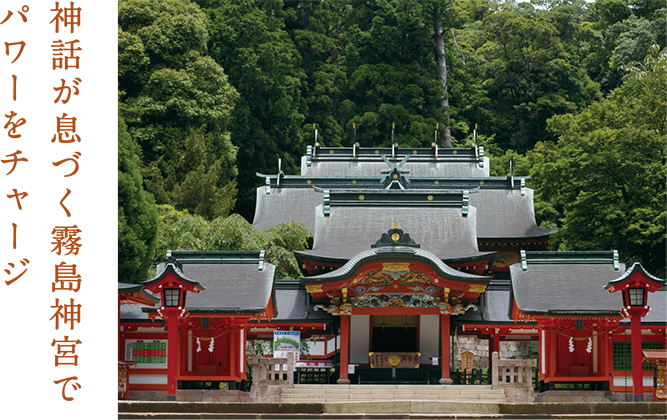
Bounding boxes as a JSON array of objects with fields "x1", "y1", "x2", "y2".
[
  {"x1": 165, "y1": 315, "x2": 180, "y2": 401},
  {"x1": 337, "y1": 315, "x2": 351, "y2": 384},
  {"x1": 230, "y1": 328, "x2": 238, "y2": 384},
  {"x1": 630, "y1": 312, "x2": 644, "y2": 401},
  {"x1": 440, "y1": 314, "x2": 452, "y2": 384}
]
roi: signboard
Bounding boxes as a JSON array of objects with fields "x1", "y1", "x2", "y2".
[
  {"x1": 274, "y1": 331, "x2": 300, "y2": 371},
  {"x1": 124, "y1": 339, "x2": 167, "y2": 368},
  {"x1": 273, "y1": 331, "x2": 300, "y2": 356}
]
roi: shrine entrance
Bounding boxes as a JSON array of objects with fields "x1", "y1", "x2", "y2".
[
  {"x1": 371, "y1": 315, "x2": 418, "y2": 353},
  {"x1": 300, "y1": 230, "x2": 492, "y2": 384}
]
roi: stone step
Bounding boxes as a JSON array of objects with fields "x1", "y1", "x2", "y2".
[
  {"x1": 290, "y1": 384, "x2": 493, "y2": 390},
  {"x1": 119, "y1": 413, "x2": 667, "y2": 419},
  {"x1": 282, "y1": 390, "x2": 505, "y2": 399},
  {"x1": 118, "y1": 401, "x2": 667, "y2": 419},
  {"x1": 281, "y1": 385, "x2": 506, "y2": 402},
  {"x1": 281, "y1": 394, "x2": 505, "y2": 400},
  {"x1": 283, "y1": 388, "x2": 503, "y2": 395}
]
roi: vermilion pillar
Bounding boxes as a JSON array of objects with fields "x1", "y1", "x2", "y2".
[
  {"x1": 165, "y1": 314, "x2": 180, "y2": 401},
  {"x1": 440, "y1": 314, "x2": 452, "y2": 384},
  {"x1": 631, "y1": 312, "x2": 644, "y2": 401},
  {"x1": 337, "y1": 315, "x2": 351, "y2": 384}
]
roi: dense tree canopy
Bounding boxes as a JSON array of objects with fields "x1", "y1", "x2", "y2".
[
  {"x1": 153, "y1": 205, "x2": 312, "y2": 279},
  {"x1": 528, "y1": 46, "x2": 666, "y2": 276},
  {"x1": 119, "y1": 0, "x2": 239, "y2": 220},
  {"x1": 119, "y1": 0, "x2": 666, "y2": 279},
  {"x1": 118, "y1": 116, "x2": 159, "y2": 283}
]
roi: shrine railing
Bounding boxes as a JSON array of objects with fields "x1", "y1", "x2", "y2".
[
  {"x1": 248, "y1": 356, "x2": 294, "y2": 386},
  {"x1": 296, "y1": 367, "x2": 331, "y2": 384},
  {"x1": 451, "y1": 368, "x2": 490, "y2": 385},
  {"x1": 491, "y1": 351, "x2": 537, "y2": 389}
]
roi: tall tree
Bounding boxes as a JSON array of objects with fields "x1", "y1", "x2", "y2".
[
  {"x1": 118, "y1": 0, "x2": 239, "y2": 219},
  {"x1": 195, "y1": 0, "x2": 307, "y2": 220},
  {"x1": 118, "y1": 116, "x2": 160, "y2": 283},
  {"x1": 427, "y1": 1, "x2": 453, "y2": 147}
]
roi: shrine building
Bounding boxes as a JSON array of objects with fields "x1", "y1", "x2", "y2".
[{"x1": 119, "y1": 143, "x2": 666, "y2": 402}]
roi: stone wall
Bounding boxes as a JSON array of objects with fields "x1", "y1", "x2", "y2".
[
  {"x1": 127, "y1": 389, "x2": 251, "y2": 402},
  {"x1": 452, "y1": 337, "x2": 538, "y2": 369}
]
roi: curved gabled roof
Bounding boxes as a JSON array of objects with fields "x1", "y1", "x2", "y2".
[{"x1": 303, "y1": 246, "x2": 489, "y2": 284}]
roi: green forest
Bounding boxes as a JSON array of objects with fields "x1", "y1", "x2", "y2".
[{"x1": 118, "y1": 0, "x2": 666, "y2": 283}]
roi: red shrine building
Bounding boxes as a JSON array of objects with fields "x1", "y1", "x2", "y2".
[{"x1": 119, "y1": 144, "x2": 666, "y2": 401}]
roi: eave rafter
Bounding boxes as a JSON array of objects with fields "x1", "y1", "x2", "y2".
[{"x1": 304, "y1": 260, "x2": 487, "y2": 316}]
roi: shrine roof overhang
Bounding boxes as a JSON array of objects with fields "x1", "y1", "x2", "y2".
[
  {"x1": 619, "y1": 288, "x2": 667, "y2": 325},
  {"x1": 268, "y1": 280, "x2": 334, "y2": 322},
  {"x1": 257, "y1": 173, "x2": 529, "y2": 192},
  {"x1": 145, "y1": 251, "x2": 277, "y2": 315},
  {"x1": 300, "y1": 246, "x2": 490, "y2": 290},
  {"x1": 121, "y1": 302, "x2": 159, "y2": 322},
  {"x1": 253, "y1": 186, "x2": 320, "y2": 232},
  {"x1": 454, "y1": 285, "x2": 514, "y2": 324},
  {"x1": 508, "y1": 251, "x2": 627, "y2": 318},
  {"x1": 118, "y1": 282, "x2": 159, "y2": 306}
]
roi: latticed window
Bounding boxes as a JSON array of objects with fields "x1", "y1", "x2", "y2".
[
  {"x1": 628, "y1": 288, "x2": 644, "y2": 306},
  {"x1": 164, "y1": 289, "x2": 180, "y2": 307},
  {"x1": 613, "y1": 341, "x2": 664, "y2": 371}
]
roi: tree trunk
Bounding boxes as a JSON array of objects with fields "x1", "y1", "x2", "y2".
[{"x1": 433, "y1": 6, "x2": 452, "y2": 148}]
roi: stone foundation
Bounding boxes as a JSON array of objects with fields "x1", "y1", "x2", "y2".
[
  {"x1": 127, "y1": 389, "x2": 250, "y2": 402},
  {"x1": 453, "y1": 337, "x2": 537, "y2": 369}
]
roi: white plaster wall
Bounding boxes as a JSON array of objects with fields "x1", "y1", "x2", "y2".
[
  {"x1": 350, "y1": 315, "x2": 370, "y2": 364},
  {"x1": 612, "y1": 376, "x2": 654, "y2": 387},
  {"x1": 420, "y1": 315, "x2": 440, "y2": 365},
  {"x1": 129, "y1": 374, "x2": 167, "y2": 385}
]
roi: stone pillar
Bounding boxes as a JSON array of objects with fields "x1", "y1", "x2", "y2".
[
  {"x1": 337, "y1": 315, "x2": 351, "y2": 384},
  {"x1": 439, "y1": 314, "x2": 452, "y2": 384}
]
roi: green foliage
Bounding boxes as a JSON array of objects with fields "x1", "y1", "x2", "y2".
[
  {"x1": 153, "y1": 206, "x2": 312, "y2": 279},
  {"x1": 460, "y1": 4, "x2": 600, "y2": 151},
  {"x1": 527, "y1": 46, "x2": 666, "y2": 276},
  {"x1": 118, "y1": 0, "x2": 239, "y2": 220},
  {"x1": 118, "y1": 116, "x2": 160, "y2": 283},
  {"x1": 195, "y1": 0, "x2": 307, "y2": 219}
]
